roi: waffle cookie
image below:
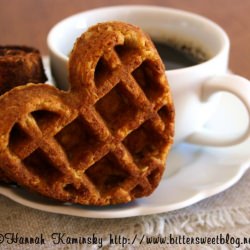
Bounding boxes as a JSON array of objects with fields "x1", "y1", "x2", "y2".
[
  {"x1": 0, "y1": 169, "x2": 12, "y2": 183},
  {"x1": 0, "y1": 22, "x2": 174, "y2": 205},
  {"x1": 0, "y1": 46, "x2": 47, "y2": 95}
]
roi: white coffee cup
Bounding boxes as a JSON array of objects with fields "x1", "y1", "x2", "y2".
[{"x1": 47, "y1": 5, "x2": 250, "y2": 147}]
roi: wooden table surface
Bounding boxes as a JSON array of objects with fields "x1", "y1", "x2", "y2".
[{"x1": 0, "y1": 0, "x2": 249, "y2": 79}]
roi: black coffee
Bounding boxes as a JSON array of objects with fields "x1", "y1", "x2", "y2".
[{"x1": 153, "y1": 41, "x2": 208, "y2": 70}]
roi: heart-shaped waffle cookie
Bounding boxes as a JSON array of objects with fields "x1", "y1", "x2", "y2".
[{"x1": 0, "y1": 22, "x2": 174, "y2": 205}]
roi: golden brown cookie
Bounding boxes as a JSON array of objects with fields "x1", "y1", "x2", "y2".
[{"x1": 0, "y1": 22, "x2": 174, "y2": 205}]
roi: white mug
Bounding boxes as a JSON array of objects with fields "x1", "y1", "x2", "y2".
[{"x1": 47, "y1": 5, "x2": 250, "y2": 147}]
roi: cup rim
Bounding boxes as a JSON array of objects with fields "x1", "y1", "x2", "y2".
[{"x1": 47, "y1": 5, "x2": 230, "y2": 73}]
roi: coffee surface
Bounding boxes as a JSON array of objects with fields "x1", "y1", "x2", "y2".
[{"x1": 153, "y1": 41, "x2": 207, "y2": 70}]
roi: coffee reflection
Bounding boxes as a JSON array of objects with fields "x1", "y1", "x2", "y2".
[{"x1": 153, "y1": 41, "x2": 209, "y2": 70}]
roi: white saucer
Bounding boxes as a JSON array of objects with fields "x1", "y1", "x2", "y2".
[{"x1": 0, "y1": 59, "x2": 249, "y2": 218}]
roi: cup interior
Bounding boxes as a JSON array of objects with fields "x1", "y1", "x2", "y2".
[{"x1": 48, "y1": 5, "x2": 229, "y2": 66}]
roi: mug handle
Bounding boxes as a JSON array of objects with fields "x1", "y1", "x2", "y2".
[{"x1": 186, "y1": 74, "x2": 250, "y2": 146}]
